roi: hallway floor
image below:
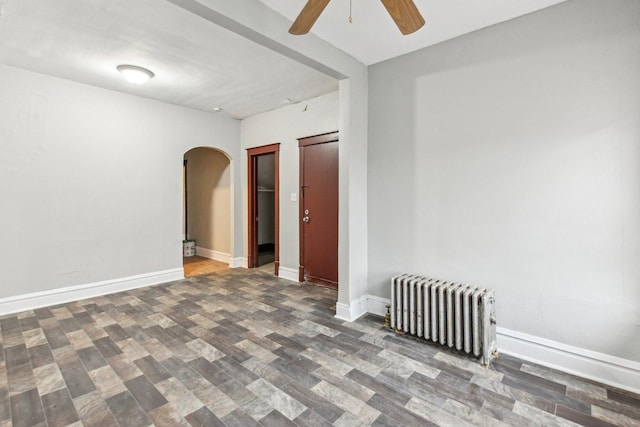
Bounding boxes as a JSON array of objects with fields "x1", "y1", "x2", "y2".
[
  {"x1": 1, "y1": 269, "x2": 638, "y2": 426},
  {"x1": 183, "y1": 256, "x2": 228, "y2": 277}
]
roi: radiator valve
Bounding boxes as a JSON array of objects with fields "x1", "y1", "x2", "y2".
[{"x1": 384, "y1": 305, "x2": 391, "y2": 328}]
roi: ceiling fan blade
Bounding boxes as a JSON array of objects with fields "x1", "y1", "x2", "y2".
[
  {"x1": 380, "y1": 0, "x2": 425, "y2": 35},
  {"x1": 289, "y1": 0, "x2": 331, "y2": 35}
]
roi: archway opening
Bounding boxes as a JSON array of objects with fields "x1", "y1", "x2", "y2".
[{"x1": 182, "y1": 147, "x2": 232, "y2": 277}]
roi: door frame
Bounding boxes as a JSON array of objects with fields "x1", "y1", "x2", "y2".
[
  {"x1": 247, "y1": 143, "x2": 280, "y2": 274},
  {"x1": 298, "y1": 131, "x2": 339, "y2": 284}
]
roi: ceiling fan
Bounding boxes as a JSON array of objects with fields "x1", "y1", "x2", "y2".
[{"x1": 289, "y1": 0, "x2": 425, "y2": 36}]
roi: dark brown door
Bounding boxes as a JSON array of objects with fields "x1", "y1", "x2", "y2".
[{"x1": 299, "y1": 132, "x2": 339, "y2": 288}]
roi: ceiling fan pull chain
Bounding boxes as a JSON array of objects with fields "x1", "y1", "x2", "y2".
[{"x1": 349, "y1": 0, "x2": 352, "y2": 23}]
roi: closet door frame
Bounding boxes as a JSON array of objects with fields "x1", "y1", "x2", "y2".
[{"x1": 247, "y1": 143, "x2": 280, "y2": 275}]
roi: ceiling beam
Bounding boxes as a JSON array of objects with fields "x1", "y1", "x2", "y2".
[{"x1": 165, "y1": 0, "x2": 367, "y2": 80}]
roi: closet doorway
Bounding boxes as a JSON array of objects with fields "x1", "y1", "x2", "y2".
[{"x1": 247, "y1": 144, "x2": 280, "y2": 275}]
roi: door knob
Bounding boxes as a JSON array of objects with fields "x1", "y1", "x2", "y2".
[{"x1": 302, "y1": 216, "x2": 310, "y2": 223}]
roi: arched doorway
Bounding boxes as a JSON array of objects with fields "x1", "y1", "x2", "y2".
[{"x1": 182, "y1": 147, "x2": 232, "y2": 276}]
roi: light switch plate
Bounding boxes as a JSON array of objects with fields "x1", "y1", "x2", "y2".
[{"x1": 290, "y1": 192, "x2": 297, "y2": 202}]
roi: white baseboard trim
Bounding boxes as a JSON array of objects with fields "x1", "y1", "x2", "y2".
[
  {"x1": 230, "y1": 257, "x2": 248, "y2": 268},
  {"x1": 195, "y1": 247, "x2": 231, "y2": 264},
  {"x1": 362, "y1": 295, "x2": 639, "y2": 393},
  {"x1": 367, "y1": 295, "x2": 390, "y2": 317},
  {"x1": 335, "y1": 294, "x2": 368, "y2": 322},
  {"x1": 497, "y1": 327, "x2": 640, "y2": 395},
  {"x1": 278, "y1": 267, "x2": 299, "y2": 282},
  {"x1": 0, "y1": 268, "x2": 184, "y2": 316}
]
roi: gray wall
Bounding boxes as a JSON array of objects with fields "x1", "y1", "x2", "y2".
[
  {"x1": 241, "y1": 92, "x2": 339, "y2": 275},
  {"x1": 0, "y1": 64, "x2": 241, "y2": 298},
  {"x1": 368, "y1": 0, "x2": 640, "y2": 361}
]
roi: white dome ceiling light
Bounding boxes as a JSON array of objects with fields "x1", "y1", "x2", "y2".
[{"x1": 117, "y1": 64, "x2": 155, "y2": 85}]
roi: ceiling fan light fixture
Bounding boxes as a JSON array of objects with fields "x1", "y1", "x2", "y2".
[{"x1": 117, "y1": 64, "x2": 155, "y2": 84}]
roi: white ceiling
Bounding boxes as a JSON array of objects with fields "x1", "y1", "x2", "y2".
[
  {"x1": 259, "y1": 0, "x2": 568, "y2": 65},
  {"x1": 0, "y1": 0, "x2": 567, "y2": 119},
  {"x1": 0, "y1": 0, "x2": 338, "y2": 118}
]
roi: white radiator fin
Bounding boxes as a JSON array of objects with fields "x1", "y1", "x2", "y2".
[{"x1": 390, "y1": 274, "x2": 497, "y2": 365}]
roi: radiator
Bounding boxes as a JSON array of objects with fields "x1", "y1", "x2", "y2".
[{"x1": 390, "y1": 274, "x2": 497, "y2": 366}]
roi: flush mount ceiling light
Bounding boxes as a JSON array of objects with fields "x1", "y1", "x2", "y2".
[{"x1": 117, "y1": 64, "x2": 154, "y2": 85}]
